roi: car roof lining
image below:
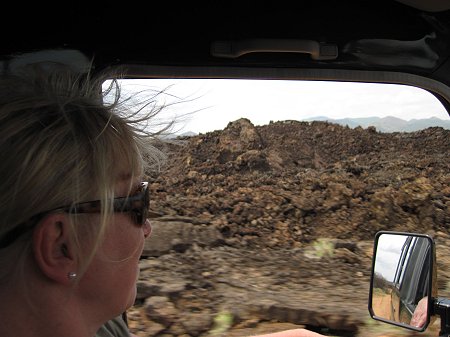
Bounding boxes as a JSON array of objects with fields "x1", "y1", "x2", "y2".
[
  {"x1": 394, "y1": 0, "x2": 450, "y2": 12},
  {"x1": 122, "y1": 64, "x2": 450, "y2": 114}
]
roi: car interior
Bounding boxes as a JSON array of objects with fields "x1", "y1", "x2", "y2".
[
  {"x1": 1, "y1": 1, "x2": 450, "y2": 95},
  {"x1": 2, "y1": 1, "x2": 450, "y2": 337}
]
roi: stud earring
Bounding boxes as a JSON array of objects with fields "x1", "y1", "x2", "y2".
[{"x1": 67, "y1": 271, "x2": 77, "y2": 280}]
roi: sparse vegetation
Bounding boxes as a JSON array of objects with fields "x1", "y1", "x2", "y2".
[
  {"x1": 206, "y1": 311, "x2": 233, "y2": 337},
  {"x1": 302, "y1": 238, "x2": 336, "y2": 259}
]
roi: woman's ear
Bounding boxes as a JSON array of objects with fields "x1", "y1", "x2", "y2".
[{"x1": 32, "y1": 213, "x2": 77, "y2": 285}]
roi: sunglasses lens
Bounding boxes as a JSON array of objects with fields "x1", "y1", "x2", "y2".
[
  {"x1": 121, "y1": 182, "x2": 149, "y2": 226},
  {"x1": 133, "y1": 211, "x2": 143, "y2": 226},
  {"x1": 142, "y1": 183, "x2": 150, "y2": 225},
  {"x1": 134, "y1": 182, "x2": 149, "y2": 226}
]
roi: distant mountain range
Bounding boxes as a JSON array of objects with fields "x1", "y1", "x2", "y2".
[
  {"x1": 172, "y1": 116, "x2": 450, "y2": 137},
  {"x1": 302, "y1": 116, "x2": 450, "y2": 132}
]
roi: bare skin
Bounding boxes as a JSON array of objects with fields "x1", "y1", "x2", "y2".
[
  {"x1": 250, "y1": 329, "x2": 326, "y2": 337},
  {"x1": 410, "y1": 296, "x2": 428, "y2": 328},
  {"x1": 130, "y1": 330, "x2": 324, "y2": 337}
]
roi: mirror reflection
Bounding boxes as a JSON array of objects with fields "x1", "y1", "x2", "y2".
[{"x1": 370, "y1": 233, "x2": 432, "y2": 330}]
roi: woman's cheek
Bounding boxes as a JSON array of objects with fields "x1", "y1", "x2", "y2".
[{"x1": 101, "y1": 216, "x2": 142, "y2": 261}]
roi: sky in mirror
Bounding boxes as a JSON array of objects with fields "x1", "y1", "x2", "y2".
[
  {"x1": 110, "y1": 79, "x2": 450, "y2": 134},
  {"x1": 374, "y1": 234, "x2": 409, "y2": 282}
]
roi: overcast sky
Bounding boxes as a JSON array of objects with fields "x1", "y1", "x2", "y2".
[
  {"x1": 374, "y1": 234, "x2": 409, "y2": 282},
  {"x1": 118, "y1": 79, "x2": 450, "y2": 134}
]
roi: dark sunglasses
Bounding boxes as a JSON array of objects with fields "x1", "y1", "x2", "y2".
[
  {"x1": 0, "y1": 182, "x2": 160, "y2": 249},
  {"x1": 54, "y1": 181, "x2": 157, "y2": 226}
]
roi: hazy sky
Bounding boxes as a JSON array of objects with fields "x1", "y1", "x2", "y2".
[{"x1": 118, "y1": 79, "x2": 450, "y2": 134}]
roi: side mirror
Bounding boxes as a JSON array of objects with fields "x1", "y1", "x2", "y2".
[{"x1": 368, "y1": 231, "x2": 436, "y2": 332}]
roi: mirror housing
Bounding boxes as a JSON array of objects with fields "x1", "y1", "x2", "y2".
[{"x1": 368, "y1": 231, "x2": 436, "y2": 332}]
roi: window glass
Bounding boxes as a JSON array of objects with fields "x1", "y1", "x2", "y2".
[
  {"x1": 112, "y1": 79, "x2": 449, "y2": 135},
  {"x1": 110, "y1": 79, "x2": 449, "y2": 337}
]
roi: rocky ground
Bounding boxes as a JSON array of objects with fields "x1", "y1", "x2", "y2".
[{"x1": 127, "y1": 119, "x2": 450, "y2": 337}]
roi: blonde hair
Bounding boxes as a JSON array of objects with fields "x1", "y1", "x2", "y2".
[{"x1": 0, "y1": 63, "x2": 169, "y2": 284}]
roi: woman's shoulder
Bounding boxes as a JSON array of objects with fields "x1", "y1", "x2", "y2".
[{"x1": 95, "y1": 316, "x2": 130, "y2": 337}]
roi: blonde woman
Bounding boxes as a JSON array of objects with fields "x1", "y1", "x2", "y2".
[{"x1": 0, "y1": 64, "x2": 165, "y2": 337}]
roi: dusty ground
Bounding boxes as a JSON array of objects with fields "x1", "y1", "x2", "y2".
[{"x1": 127, "y1": 119, "x2": 450, "y2": 337}]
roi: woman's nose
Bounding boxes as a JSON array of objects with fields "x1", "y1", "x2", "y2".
[{"x1": 143, "y1": 219, "x2": 152, "y2": 238}]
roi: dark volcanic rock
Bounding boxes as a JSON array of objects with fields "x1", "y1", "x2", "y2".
[
  {"x1": 149, "y1": 120, "x2": 450, "y2": 246},
  {"x1": 131, "y1": 120, "x2": 450, "y2": 337}
]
